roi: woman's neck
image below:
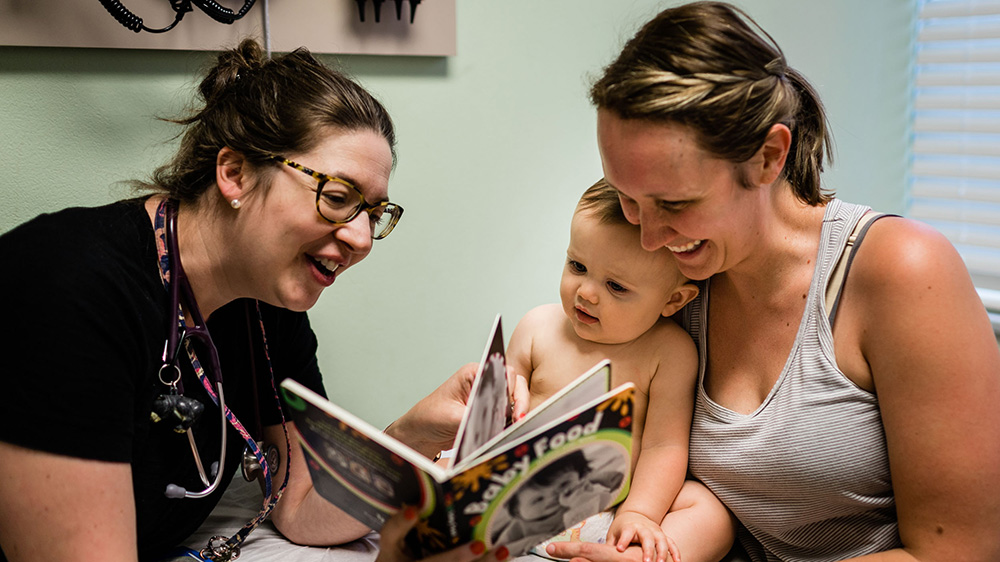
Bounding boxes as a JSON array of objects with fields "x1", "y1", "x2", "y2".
[
  {"x1": 148, "y1": 195, "x2": 238, "y2": 319},
  {"x1": 716, "y1": 185, "x2": 827, "y2": 307}
]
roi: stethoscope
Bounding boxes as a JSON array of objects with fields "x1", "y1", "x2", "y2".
[
  {"x1": 152, "y1": 198, "x2": 288, "y2": 561},
  {"x1": 155, "y1": 200, "x2": 230, "y2": 499}
]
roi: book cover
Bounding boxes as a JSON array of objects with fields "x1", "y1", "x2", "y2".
[{"x1": 280, "y1": 316, "x2": 633, "y2": 557}]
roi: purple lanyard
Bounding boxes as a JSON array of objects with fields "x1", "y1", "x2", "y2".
[{"x1": 154, "y1": 198, "x2": 290, "y2": 561}]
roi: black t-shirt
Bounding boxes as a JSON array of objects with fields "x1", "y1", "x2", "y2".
[{"x1": 0, "y1": 198, "x2": 327, "y2": 560}]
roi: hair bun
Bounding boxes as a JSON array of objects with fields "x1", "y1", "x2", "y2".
[{"x1": 200, "y1": 38, "x2": 266, "y2": 103}]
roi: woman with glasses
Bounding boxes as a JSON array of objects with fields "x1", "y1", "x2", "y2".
[
  {"x1": 543, "y1": 3, "x2": 1000, "y2": 562},
  {"x1": 0, "y1": 39, "x2": 524, "y2": 562}
]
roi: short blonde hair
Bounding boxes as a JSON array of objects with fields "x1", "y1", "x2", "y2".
[{"x1": 577, "y1": 178, "x2": 630, "y2": 226}]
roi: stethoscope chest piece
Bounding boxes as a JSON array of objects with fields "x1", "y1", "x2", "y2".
[
  {"x1": 151, "y1": 363, "x2": 205, "y2": 433},
  {"x1": 151, "y1": 391, "x2": 205, "y2": 433},
  {"x1": 241, "y1": 441, "x2": 280, "y2": 482}
]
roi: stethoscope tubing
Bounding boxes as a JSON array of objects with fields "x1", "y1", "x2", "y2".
[
  {"x1": 160, "y1": 201, "x2": 230, "y2": 500},
  {"x1": 176, "y1": 382, "x2": 228, "y2": 499}
]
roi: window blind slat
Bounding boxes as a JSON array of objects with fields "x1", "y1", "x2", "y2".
[
  {"x1": 919, "y1": 18, "x2": 1000, "y2": 41},
  {"x1": 921, "y1": 0, "x2": 1000, "y2": 19},
  {"x1": 918, "y1": 41, "x2": 1000, "y2": 63},
  {"x1": 913, "y1": 133, "x2": 1000, "y2": 156},
  {"x1": 911, "y1": 155, "x2": 1000, "y2": 179},
  {"x1": 913, "y1": 111, "x2": 1000, "y2": 132},
  {"x1": 911, "y1": 177, "x2": 1000, "y2": 202},
  {"x1": 914, "y1": 89, "x2": 1000, "y2": 110},
  {"x1": 915, "y1": 66, "x2": 1000, "y2": 86},
  {"x1": 909, "y1": 198, "x2": 1000, "y2": 225}
]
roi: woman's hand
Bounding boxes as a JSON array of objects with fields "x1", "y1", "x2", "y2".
[
  {"x1": 387, "y1": 363, "x2": 531, "y2": 460},
  {"x1": 386, "y1": 363, "x2": 479, "y2": 458},
  {"x1": 376, "y1": 507, "x2": 508, "y2": 562},
  {"x1": 545, "y1": 541, "x2": 644, "y2": 562},
  {"x1": 606, "y1": 512, "x2": 679, "y2": 562}
]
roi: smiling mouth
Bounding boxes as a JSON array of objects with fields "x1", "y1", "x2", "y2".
[
  {"x1": 666, "y1": 239, "x2": 704, "y2": 253},
  {"x1": 309, "y1": 255, "x2": 341, "y2": 277}
]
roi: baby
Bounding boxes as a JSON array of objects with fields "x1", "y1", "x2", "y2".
[{"x1": 506, "y1": 180, "x2": 734, "y2": 562}]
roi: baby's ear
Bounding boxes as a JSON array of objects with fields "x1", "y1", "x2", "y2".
[{"x1": 661, "y1": 283, "x2": 699, "y2": 317}]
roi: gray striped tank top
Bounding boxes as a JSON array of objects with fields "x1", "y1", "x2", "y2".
[{"x1": 682, "y1": 199, "x2": 901, "y2": 561}]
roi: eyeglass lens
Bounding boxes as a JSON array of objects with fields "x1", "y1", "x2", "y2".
[{"x1": 318, "y1": 181, "x2": 397, "y2": 239}]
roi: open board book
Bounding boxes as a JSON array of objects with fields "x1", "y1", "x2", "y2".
[{"x1": 280, "y1": 314, "x2": 634, "y2": 558}]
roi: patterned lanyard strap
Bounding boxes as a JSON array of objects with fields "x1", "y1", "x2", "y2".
[{"x1": 154, "y1": 198, "x2": 291, "y2": 561}]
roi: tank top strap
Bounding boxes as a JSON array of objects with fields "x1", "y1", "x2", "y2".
[{"x1": 813, "y1": 199, "x2": 872, "y2": 322}]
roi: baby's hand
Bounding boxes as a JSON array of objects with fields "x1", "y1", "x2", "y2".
[{"x1": 606, "y1": 512, "x2": 679, "y2": 562}]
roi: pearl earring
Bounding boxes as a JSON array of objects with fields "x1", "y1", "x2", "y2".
[{"x1": 230, "y1": 199, "x2": 242, "y2": 210}]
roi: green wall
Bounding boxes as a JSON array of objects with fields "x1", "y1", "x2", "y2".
[{"x1": 0, "y1": 1, "x2": 915, "y2": 428}]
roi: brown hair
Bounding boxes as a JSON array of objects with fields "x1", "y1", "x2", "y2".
[
  {"x1": 578, "y1": 178, "x2": 631, "y2": 226},
  {"x1": 590, "y1": 1, "x2": 833, "y2": 205},
  {"x1": 141, "y1": 38, "x2": 396, "y2": 203}
]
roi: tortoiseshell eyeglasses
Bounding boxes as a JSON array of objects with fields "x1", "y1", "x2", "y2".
[{"x1": 270, "y1": 156, "x2": 403, "y2": 240}]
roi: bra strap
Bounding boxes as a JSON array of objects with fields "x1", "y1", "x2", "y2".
[{"x1": 825, "y1": 212, "x2": 898, "y2": 324}]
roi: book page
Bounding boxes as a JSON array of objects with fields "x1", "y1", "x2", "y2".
[
  {"x1": 479, "y1": 360, "x2": 612, "y2": 455},
  {"x1": 452, "y1": 314, "x2": 509, "y2": 466}
]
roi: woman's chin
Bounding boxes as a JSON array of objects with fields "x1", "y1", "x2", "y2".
[{"x1": 273, "y1": 286, "x2": 324, "y2": 312}]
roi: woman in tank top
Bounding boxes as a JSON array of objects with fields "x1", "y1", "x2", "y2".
[{"x1": 546, "y1": 3, "x2": 1000, "y2": 562}]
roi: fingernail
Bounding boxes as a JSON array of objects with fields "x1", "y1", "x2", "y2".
[
  {"x1": 403, "y1": 506, "x2": 417, "y2": 520},
  {"x1": 470, "y1": 541, "x2": 486, "y2": 555},
  {"x1": 495, "y1": 546, "x2": 510, "y2": 560}
]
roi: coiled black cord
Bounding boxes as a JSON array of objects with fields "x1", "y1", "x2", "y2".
[
  {"x1": 98, "y1": 0, "x2": 188, "y2": 33},
  {"x1": 98, "y1": 0, "x2": 257, "y2": 33}
]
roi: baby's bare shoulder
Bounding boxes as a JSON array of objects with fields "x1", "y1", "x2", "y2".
[
  {"x1": 642, "y1": 317, "x2": 696, "y2": 355},
  {"x1": 515, "y1": 304, "x2": 573, "y2": 348},
  {"x1": 636, "y1": 318, "x2": 698, "y2": 387},
  {"x1": 521, "y1": 303, "x2": 564, "y2": 325}
]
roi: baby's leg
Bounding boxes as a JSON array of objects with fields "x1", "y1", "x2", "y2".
[{"x1": 660, "y1": 480, "x2": 735, "y2": 562}]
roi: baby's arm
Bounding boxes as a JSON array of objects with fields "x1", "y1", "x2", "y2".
[
  {"x1": 608, "y1": 326, "x2": 698, "y2": 562},
  {"x1": 507, "y1": 304, "x2": 566, "y2": 408},
  {"x1": 506, "y1": 306, "x2": 544, "y2": 391},
  {"x1": 508, "y1": 306, "x2": 564, "y2": 421}
]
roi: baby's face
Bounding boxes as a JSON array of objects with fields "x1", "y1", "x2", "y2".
[
  {"x1": 560, "y1": 210, "x2": 686, "y2": 345},
  {"x1": 515, "y1": 471, "x2": 581, "y2": 521}
]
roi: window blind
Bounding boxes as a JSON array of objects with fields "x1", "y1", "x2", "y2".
[{"x1": 909, "y1": 0, "x2": 1000, "y2": 321}]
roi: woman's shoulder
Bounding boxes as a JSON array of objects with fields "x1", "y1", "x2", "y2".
[
  {"x1": 848, "y1": 215, "x2": 967, "y2": 294},
  {"x1": 1, "y1": 198, "x2": 159, "y2": 311},
  {"x1": 840, "y1": 214, "x2": 986, "y2": 353},
  {"x1": 2, "y1": 198, "x2": 150, "y2": 260}
]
